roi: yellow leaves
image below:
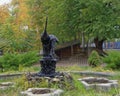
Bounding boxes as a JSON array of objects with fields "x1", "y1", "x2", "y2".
[
  {"x1": 0, "y1": 0, "x2": 42, "y2": 51},
  {"x1": 18, "y1": 2, "x2": 30, "y2": 23},
  {"x1": 10, "y1": 0, "x2": 30, "y2": 41},
  {"x1": 0, "y1": 5, "x2": 9, "y2": 24},
  {"x1": 11, "y1": 0, "x2": 30, "y2": 24}
]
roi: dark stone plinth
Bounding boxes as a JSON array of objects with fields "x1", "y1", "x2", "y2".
[{"x1": 37, "y1": 57, "x2": 58, "y2": 77}]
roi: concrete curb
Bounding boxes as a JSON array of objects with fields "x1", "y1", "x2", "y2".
[
  {"x1": 78, "y1": 77, "x2": 118, "y2": 91},
  {"x1": 67, "y1": 71, "x2": 115, "y2": 77},
  {"x1": 0, "y1": 71, "x2": 117, "y2": 79}
]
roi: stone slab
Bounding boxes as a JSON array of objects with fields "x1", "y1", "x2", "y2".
[
  {"x1": 21, "y1": 88, "x2": 64, "y2": 96},
  {"x1": 78, "y1": 77, "x2": 118, "y2": 91},
  {"x1": 0, "y1": 82, "x2": 14, "y2": 90}
]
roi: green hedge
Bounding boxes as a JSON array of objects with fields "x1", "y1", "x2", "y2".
[
  {"x1": 0, "y1": 51, "x2": 39, "y2": 70},
  {"x1": 88, "y1": 50, "x2": 102, "y2": 67},
  {"x1": 103, "y1": 51, "x2": 120, "y2": 70}
]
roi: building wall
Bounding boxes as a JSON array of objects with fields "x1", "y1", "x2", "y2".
[{"x1": 55, "y1": 44, "x2": 80, "y2": 59}]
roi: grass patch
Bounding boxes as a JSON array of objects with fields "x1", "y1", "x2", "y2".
[{"x1": 0, "y1": 65, "x2": 120, "y2": 96}]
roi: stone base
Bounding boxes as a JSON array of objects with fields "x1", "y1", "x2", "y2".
[
  {"x1": 78, "y1": 77, "x2": 118, "y2": 91},
  {"x1": 26, "y1": 72, "x2": 74, "y2": 90},
  {"x1": 21, "y1": 88, "x2": 63, "y2": 96}
]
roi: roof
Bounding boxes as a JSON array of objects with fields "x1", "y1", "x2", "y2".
[{"x1": 56, "y1": 40, "x2": 80, "y2": 50}]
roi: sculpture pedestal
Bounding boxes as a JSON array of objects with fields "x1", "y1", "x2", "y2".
[{"x1": 38, "y1": 57, "x2": 57, "y2": 77}]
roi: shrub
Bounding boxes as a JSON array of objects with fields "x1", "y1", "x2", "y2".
[
  {"x1": 88, "y1": 50, "x2": 102, "y2": 67},
  {"x1": 103, "y1": 51, "x2": 120, "y2": 70},
  {"x1": 0, "y1": 51, "x2": 39, "y2": 70},
  {"x1": 20, "y1": 51, "x2": 40, "y2": 67}
]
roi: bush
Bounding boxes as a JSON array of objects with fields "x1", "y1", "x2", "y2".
[
  {"x1": 0, "y1": 51, "x2": 39, "y2": 70},
  {"x1": 103, "y1": 51, "x2": 120, "y2": 70},
  {"x1": 88, "y1": 50, "x2": 102, "y2": 67},
  {"x1": 19, "y1": 51, "x2": 40, "y2": 67}
]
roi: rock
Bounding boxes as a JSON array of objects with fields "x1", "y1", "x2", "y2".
[
  {"x1": 24, "y1": 72, "x2": 74, "y2": 90},
  {"x1": 52, "y1": 78, "x2": 60, "y2": 82}
]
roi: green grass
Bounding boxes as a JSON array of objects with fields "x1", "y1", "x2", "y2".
[
  {"x1": 0, "y1": 74, "x2": 120, "y2": 96},
  {"x1": 0, "y1": 65, "x2": 120, "y2": 96},
  {"x1": 0, "y1": 63, "x2": 119, "y2": 74}
]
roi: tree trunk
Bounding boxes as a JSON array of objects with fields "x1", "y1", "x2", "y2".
[
  {"x1": 82, "y1": 32, "x2": 85, "y2": 52},
  {"x1": 94, "y1": 37, "x2": 106, "y2": 56}
]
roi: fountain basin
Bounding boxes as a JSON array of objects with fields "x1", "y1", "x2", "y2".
[
  {"x1": 21, "y1": 88, "x2": 63, "y2": 96},
  {"x1": 78, "y1": 77, "x2": 118, "y2": 91}
]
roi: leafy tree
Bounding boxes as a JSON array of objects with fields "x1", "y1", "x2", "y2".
[
  {"x1": 0, "y1": 4, "x2": 11, "y2": 50},
  {"x1": 38, "y1": 0, "x2": 82, "y2": 42},
  {"x1": 2, "y1": 0, "x2": 38, "y2": 52},
  {"x1": 78, "y1": 0, "x2": 120, "y2": 53},
  {"x1": 27, "y1": 0, "x2": 46, "y2": 50},
  {"x1": 47, "y1": 0, "x2": 120, "y2": 53},
  {"x1": 1, "y1": 0, "x2": 120, "y2": 54},
  {"x1": 0, "y1": 5, "x2": 9, "y2": 24}
]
